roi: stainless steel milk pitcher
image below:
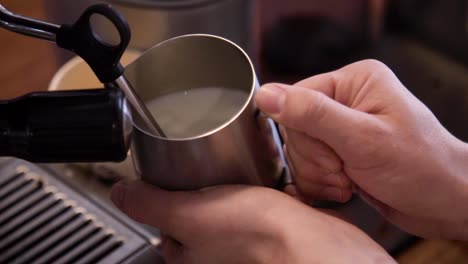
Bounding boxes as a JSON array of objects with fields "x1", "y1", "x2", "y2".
[{"x1": 125, "y1": 34, "x2": 288, "y2": 190}]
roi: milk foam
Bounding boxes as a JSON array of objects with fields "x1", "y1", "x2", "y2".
[{"x1": 145, "y1": 87, "x2": 249, "y2": 139}]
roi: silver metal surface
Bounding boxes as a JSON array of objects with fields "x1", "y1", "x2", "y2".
[
  {"x1": 121, "y1": 97, "x2": 135, "y2": 149},
  {"x1": 0, "y1": 4, "x2": 59, "y2": 42},
  {"x1": 112, "y1": 75, "x2": 166, "y2": 137},
  {"x1": 113, "y1": 0, "x2": 253, "y2": 52},
  {"x1": 126, "y1": 34, "x2": 286, "y2": 190},
  {"x1": 47, "y1": 0, "x2": 254, "y2": 53},
  {"x1": 0, "y1": 159, "x2": 163, "y2": 264}
]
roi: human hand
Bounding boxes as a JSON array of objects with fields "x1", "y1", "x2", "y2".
[
  {"x1": 255, "y1": 60, "x2": 468, "y2": 240},
  {"x1": 111, "y1": 181, "x2": 394, "y2": 264}
]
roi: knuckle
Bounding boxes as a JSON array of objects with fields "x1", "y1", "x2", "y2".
[
  {"x1": 344, "y1": 59, "x2": 393, "y2": 83},
  {"x1": 362, "y1": 118, "x2": 392, "y2": 139},
  {"x1": 354, "y1": 119, "x2": 393, "y2": 156},
  {"x1": 295, "y1": 164, "x2": 320, "y2": 183},
  {"x1": 308, "y1": 92, "x2": 327, "y2": 119},
  {"x1": 299, "y1": 92, "x2": 327, "y2": 128},
  {"x1": 357, "y1": 59, "x2": 388, "y2": 71}
]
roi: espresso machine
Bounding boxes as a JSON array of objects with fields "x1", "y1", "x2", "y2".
[{"x1": 0, "y1": 4, "x2": 164, "y2": 263}]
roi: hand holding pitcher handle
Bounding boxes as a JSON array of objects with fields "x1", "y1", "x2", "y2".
[{"x1": 256, "y1": 59, "x2": 468, "y2": 241}]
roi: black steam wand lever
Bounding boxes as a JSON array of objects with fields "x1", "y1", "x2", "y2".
[{"x1": 0, "y1": 3, "x2": 165, "y2": 137}]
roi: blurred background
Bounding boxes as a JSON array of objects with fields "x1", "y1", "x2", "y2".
[{"x1": 0, "y1": 0, "x2": 467, "y2": 263}]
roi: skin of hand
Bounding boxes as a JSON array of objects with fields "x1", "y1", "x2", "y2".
[
  {"x1": 111, "y1": 181, "x2": 395, "y2": 264},
  {"x1": 255, "y1": 59, "x2": 468, "y2": 240}
]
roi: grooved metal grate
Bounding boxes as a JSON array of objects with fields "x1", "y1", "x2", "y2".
[{"x1": 0, "y1": 159, "x2": 161, "y2": 264}]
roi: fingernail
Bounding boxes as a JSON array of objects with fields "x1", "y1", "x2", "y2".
[
  {"x1": 111, "y1": 181, "x2": 128, "y2": 208},
  {"x1": 321, "y1": 187, "x2": 352, "y2": 203},
  {"x1": 256, "y1": 84, "x2": 286, "y2": 114},
  {"x1": 324, "y1": 172, "x2": 352, "y2": 189}
]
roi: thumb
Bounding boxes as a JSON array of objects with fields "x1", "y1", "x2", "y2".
[
  {"x1": 110, "y1": 181, "x2": 194, "y2": 239},
  {"x1": 255, "y1": 83, "x2": 371, "y2": 152}
]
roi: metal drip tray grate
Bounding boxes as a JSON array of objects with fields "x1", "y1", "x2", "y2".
[{"x1": 0, "y1": 159, "x2": 162, "y2": 264}]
